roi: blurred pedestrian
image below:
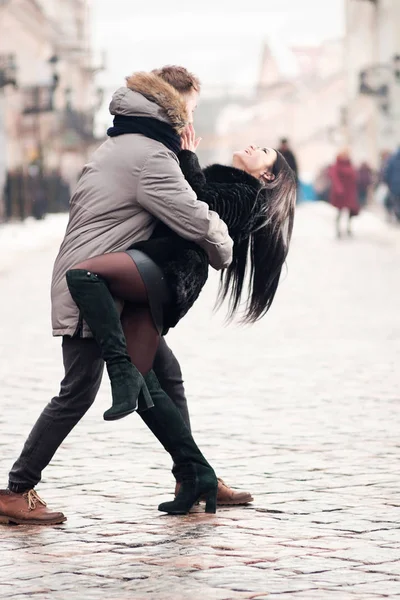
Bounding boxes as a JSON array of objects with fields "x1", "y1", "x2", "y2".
[
  {"x1": 278, "y1": 138, "x2": 299, "y2": 182},
  {"x1": 377, "y1": 150, "x2": 392, "y2": 219},
  {"x1": 328, "y1": 150, "x2": 359, "y2": 238},
  {"x1": 27, "y1": 166, "x2": 47, "y2": 220},
  {"x1": 314, "y1": 165, "x2": 330, "y2": 202},
  {"x1": 383, "y1": 146, "x2": 400, "y2": 222},
  {"x1": 357, "y1": 161, "x2": 374, "y2": 209}
]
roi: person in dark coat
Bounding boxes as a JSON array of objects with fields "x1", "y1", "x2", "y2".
[
  {"x1": 383, "y1": 147, "x2": 400, "y2": 222},
  {"x1": 328, "y1": 150, "x2": 359, "y2": 237},
  {"x1": 65, "y1": 130, "x2": 297, "y2": 515},
  {"x1": 314, "y1": 165, "x2": 331, "y2": 202},
  {"x1": 278, "y1": 138, "x2": 299, "y2": 182}
]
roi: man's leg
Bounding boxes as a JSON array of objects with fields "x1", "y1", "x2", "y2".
[
  {"x1": 153, "y1": 337, "x2": 191, "y2": 431},
  {"x1": 152, "y1": 337, "x2": 254, "y2": 505},
  {"x1": 8, "y1": 336, "x2": 104, "y2": 493}
]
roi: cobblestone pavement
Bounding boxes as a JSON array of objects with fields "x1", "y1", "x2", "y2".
[{"x1": 0, "y1": 205, "x2": 399, "y2": 599}]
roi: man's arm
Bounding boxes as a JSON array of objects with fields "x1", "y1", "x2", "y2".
[{"x1": 137, "y1": 149, "x2": 233, "y2": 270}]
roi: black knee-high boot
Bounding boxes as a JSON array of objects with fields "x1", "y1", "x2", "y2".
[
  {"x1": 66, "y1": 269, "x2": 153, "y2": 421},
  {"x1": 140, "y1": 370, "x2": 218, "y2": 515}
]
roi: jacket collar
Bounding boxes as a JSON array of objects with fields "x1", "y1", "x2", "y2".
[{"x1": 203, "y1": 164, "x2": 262, "y2": 189}]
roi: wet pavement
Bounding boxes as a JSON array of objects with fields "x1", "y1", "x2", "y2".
[{"x1": 0, "y1": 205, "x2": 399, "y2": 599}]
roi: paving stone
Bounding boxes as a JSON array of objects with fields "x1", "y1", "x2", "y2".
[{"x1": 0, "y1": 205, "x2": 399, "y2": 598}]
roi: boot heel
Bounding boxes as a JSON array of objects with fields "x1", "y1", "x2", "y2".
[
  {"x1": 205, "y1": 487, "x2": 217, "y2": 514},
  {"x1": 138, "y1": 381, "x2": 154, "y2": 411}
]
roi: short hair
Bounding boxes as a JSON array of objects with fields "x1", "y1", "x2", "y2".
[
  {"x1": 280, "y1": 137, "x2": 288, "y2": 145},
  {"x1": 152, "y1": 65, "x2": 201, "y2": 94}
]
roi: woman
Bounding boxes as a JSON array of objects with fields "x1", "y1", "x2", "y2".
[
  {"x1": 357, "y1": 161, "x2": 374, "y2": 209},
  {"x1": 66, "y1": 129, "x2": 296, "y2": 515},
  {"x1": 328, "y1": 151, "x2": 359, "y2": 238}
]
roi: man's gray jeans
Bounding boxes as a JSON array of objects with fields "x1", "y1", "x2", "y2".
[{"x1": 8, "y1": 336, "x2": 190, "y2": 493}]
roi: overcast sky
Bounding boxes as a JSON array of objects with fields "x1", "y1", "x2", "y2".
[
  {"x1": 90, "y1": 0, "x2": 344, "y2": 127},
  {"x1": 91, "y1": 1, "x2": 344, "y2": 87}
]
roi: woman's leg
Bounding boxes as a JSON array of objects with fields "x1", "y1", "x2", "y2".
[
  {"x1": 121, "y1": 309, "x2": 217, "y2": 514},
  {"x1": 72, "y1": 253, "x2": 149, "y2": 303},
  {"x1": 120, "y1": 302, "x2": 160, "y2": 375},
  {"x1": 336, "y1": 209, "x2": 342, "y2": 238},
  {"x1": 65, "y1": 253, "x2": 154, "y2": 421},
  {"x1": 347, "y1": 209, "x2": 356, "y2": 236}
]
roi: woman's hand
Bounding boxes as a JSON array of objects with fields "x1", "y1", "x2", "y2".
[{"x1": 181, "y1": 124, "x2": 202, "y2": 152}]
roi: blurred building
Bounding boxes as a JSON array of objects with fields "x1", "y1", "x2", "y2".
[
  {"x1": 344, "y1": 0, "x2": 400, "y2": 166},
  {"x1": 0, "y1": 0, "x2": 100, "y2": 220},
  {"x1": 197, "y1": 39, "x2": 346, "y2": 178}
]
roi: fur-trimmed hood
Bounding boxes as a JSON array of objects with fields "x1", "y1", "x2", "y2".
[{"x1": 109, "y1": 72, "x2": 188, "y2": 133}]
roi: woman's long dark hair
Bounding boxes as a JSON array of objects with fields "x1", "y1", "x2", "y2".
[{"x1": 217, "y1": 152, "x2": 297, "y2": 323}]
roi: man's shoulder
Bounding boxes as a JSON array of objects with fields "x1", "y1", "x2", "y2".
[
  {"x1": 114, "y1": 134, "x2": 177, "y2": 157},
  {"x1": 97, "y1": 135, "x2": 177, "y2": 168}
]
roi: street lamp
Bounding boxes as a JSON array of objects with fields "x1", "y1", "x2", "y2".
[
  {"x1": 393, "y1": 54, "x2": 400, "y2": 82},
  {"x1": 0, "y1": 54, "x2": 17, "y2": 220},
  {"x1": 22, "y1": 55, "x2": 59, "y2": 115},
  {"x1": 20, "y1": 55, "x2": 60, "y2": 219}
]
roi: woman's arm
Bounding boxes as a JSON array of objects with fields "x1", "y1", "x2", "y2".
[
  {"x1": 178, "y1": 150, "x2": 207, "y2": 194},
  {"x1": 178, "y1": 150, "x2": 257, "y2": 236}
]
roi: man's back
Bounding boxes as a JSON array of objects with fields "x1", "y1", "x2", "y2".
[{"x1": 51, "y1": 133, "x2": 161, "y2": 336}]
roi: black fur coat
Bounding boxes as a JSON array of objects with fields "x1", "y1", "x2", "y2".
[{"x1": 131, "y1": 150, "x2": 262, "y2": 331}]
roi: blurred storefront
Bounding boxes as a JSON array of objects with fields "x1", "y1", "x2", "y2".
[
  {"x1": 197, "y1": 38, "x2": 346, "y2": 179},
  {"x1": 0, "y1": 0, "x2": 102, "y2": 221},
  {"x1": 344, "y1": 0, "x2": 400, "y2": 167}
]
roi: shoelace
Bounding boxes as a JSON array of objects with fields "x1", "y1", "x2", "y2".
[{"x1": 24, "y1": 489, "x2": 47, "y2": 511}]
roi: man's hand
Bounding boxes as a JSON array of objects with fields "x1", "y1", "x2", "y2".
[{"x1": 181, "y1": 124, "x2": 202, "y2": 152}]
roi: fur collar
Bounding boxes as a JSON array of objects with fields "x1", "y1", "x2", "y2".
[
  {"x1": 125, "y1": 72, "x2": 188, "y2": 134},
  {"x1": 204, "y1": 164, "x2": 261, "y2": 190}
]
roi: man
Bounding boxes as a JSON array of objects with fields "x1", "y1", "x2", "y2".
[
  {"x1": 0, "y1": 66, "x2": 252, "y2": 526},
  {"x1": 383, "y1": 146, "x2": 400, "y2": 222},
  {"x1": 278, "y1": 138, "x2": 299, "y2": 183}
]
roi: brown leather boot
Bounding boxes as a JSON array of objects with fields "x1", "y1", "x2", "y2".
[
  {"x1": 0, "y1": 489, "x2": 67, "y2": 525},
  {"x1": 175, "y1": 478, "x2": 254, "y2": 506}
]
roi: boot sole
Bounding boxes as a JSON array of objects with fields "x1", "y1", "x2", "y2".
[
  {"x1": 216, "y1": 500, "x2": 254, "y2": 506},
  {"x1": 199, "y1": 496, "x2": 254, "y2": 506},
  {"x1": 0, "y1": 515, "x2": 67, "y2": 526},
  {"x1": 159, "y1": 509, "x2": 188, "y2": 515},
  {"x1": 103, "y1": 408, "x2": 137, "y2": 421}
]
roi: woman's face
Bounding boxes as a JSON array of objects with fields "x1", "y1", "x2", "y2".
[{"x1": 233, "y1": 145, "x2": 278, "y2": 180}]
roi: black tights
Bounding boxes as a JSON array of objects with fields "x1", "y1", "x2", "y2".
[{"x1": 73, "y1": 252, "x2": 160, "y2": 374}]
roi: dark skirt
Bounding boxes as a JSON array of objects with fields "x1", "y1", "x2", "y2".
[
  {"x1": 125, "y1": 249, "x2": 171, "y2": 335},
  {"x1": 128, "y1": 236, "x2": 209, "y2": 332}
]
